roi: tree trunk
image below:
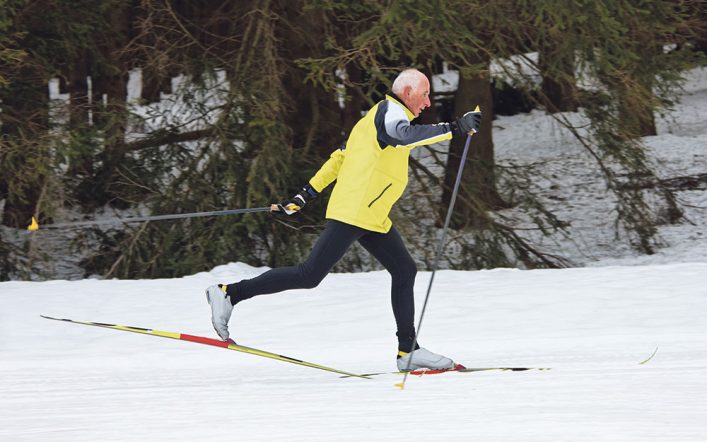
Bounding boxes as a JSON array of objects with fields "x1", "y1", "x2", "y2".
[
  {"x1": 440, "y1": 65, "x2": 505, "y2": 230},
  {"x1": 74, "y1": 3, "x2": 133, "y2": 208},
  {"x1": 617, "y1": 45, "x2": 659, "y2": 139},
  {"x1": 342, "y1": 63, "x2": 368, "y2": 136},
  {"x1": 617, "y1": 81, "x2": 657, "y2": 138},
  {"x1": 0, "y1": 64, "x2": 50, "y2": 228},
  {"x1": 277, "y1": 2, "x2": 343, "y2": 159},
  {"x1": 77, "y1": 72, "x2": 129, "y2": 208},
  {"x1": 538, "y1": 44, "x2": 578, "y2": 113},
  {"x1": 141, "y1": 66, "x2": 172, "y2": 104}
]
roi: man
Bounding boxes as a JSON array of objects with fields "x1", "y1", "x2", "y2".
[{"x1": 206, "y1": 68, "x2": 481, "y2": 371}]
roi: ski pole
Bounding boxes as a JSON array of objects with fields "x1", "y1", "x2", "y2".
[
  {"x1": 396, "y1": 106, "x2": 480, "y2": 390},
  {"x1": 27, "y1": 206, "x2": 273, "y2": 231}
]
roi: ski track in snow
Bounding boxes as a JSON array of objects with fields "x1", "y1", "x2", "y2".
[{"x1": 2, "y1": 262, "x2": 707, "y2": 441}]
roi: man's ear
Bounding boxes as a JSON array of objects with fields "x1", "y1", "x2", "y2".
[{"x1": 402, "y1": 85, "x2": 412, "y2": 98}]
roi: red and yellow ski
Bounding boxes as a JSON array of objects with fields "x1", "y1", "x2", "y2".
[{"x1": 41, "y1": 315, "x2": 369, "y2": 379}]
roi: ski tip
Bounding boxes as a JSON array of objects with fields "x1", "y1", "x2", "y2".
[{"x1": 639, "y1": 346, "x2": 659, "y2": 365}]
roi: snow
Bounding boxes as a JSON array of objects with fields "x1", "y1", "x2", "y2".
[
  {"x1": 1, "y1": 262, "x2": 706, "y2": 440},
  {"x1": 2, "y1": 65, "x2": 706, "y2": 440}
]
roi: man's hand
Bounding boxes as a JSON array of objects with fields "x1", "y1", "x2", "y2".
[
  {"x1": 272, "y1": 184, "x2": 319, "y2": 216},
  {"x1": 452, "y1": 109, "x2": 482, "y2": 137}
]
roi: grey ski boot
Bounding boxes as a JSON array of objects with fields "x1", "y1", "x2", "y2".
[
  {"x1": 397, "y1": 347, "x2": 455, "y2": 372},
  {"x1": 205, "y1": 284, "x2": 234, "y2": 341}
]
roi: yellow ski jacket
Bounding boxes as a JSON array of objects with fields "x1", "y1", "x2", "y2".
[{"x1": 308, "y1": 94, "x2": 453, "y2": 233}]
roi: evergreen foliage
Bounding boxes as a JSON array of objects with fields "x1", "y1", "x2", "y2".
[{"x1": 0, "y1": 0, "x2": 702, "y2": 279}]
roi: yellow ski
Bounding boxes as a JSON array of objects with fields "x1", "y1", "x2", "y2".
[{"x1": 41, "y1": 315, "x2": 369, "y2": 379}]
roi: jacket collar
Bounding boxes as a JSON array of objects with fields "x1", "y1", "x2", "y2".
[{"x1": 385, "y1": 93, "x2": 415, "y2": 120}]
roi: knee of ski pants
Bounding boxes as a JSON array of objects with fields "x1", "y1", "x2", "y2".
[
  {"x1": 296, "y1": 263, "x2": 328, "y2": 289},
  {"x1": 392, "y1": 256, "x2": 417, "y2": 283}
]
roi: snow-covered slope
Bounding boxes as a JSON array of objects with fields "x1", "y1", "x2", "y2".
[
  {"x1": 2, "y1": 262, "x2": 706, "y2": 441},
  {"x1": 491, "y1": 66, "x2": 707, "y2": 267}
]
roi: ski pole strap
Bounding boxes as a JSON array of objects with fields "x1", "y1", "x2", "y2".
[{"x1": 27, "y1": 207, "x2": 272, "y2": 230}]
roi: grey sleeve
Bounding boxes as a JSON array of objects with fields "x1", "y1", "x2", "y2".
[{"x1": 374, "y1": 100, "x2": 452, "y2": 148}]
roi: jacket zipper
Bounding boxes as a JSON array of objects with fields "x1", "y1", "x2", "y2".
[{"x1": 368, "y1": 183, "x2": 393, "y2": 208}]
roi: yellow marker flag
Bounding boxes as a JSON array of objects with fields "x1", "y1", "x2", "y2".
[{"x1": 27, "y1": 217, "x2": 39, "y2": 231}]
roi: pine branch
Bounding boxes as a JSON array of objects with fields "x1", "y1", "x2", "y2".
[{"x1": 124, "y1": 128, "x2": 215, "y2": 152}]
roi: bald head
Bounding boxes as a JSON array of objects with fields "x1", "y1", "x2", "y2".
[{"x1": 391, "y1": 69, "x2": 431, "y2": 118}]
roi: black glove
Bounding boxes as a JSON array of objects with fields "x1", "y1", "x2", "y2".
[
  {"x1": 275, "y1": 184, "x2": 319, "y2": 216},
  {"x1": 451, "y1": 110, "x2": 482, "y2": 137}
]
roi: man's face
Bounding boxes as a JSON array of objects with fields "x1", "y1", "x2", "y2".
[{"x1": 401, "y1": 75, "x2": 431, "y2": 118}]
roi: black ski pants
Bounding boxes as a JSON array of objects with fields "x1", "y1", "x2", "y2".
[{"x1": 229, "y1": 219, "x2": 418, "y2": 351}]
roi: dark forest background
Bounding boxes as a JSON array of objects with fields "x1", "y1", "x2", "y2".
[{"x1": 1, "y1": 0, "x2": 705, "y2": 280}]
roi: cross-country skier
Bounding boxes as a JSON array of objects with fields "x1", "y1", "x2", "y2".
[{"x1": 206, "y1": 68, "x2": 481, "y2": 371}]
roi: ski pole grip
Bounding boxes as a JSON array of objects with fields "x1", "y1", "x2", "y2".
[{"x1": 471, "y1": 105, "x2": 480, "y2": 134}]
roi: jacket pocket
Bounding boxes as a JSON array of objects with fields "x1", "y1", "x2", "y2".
[{"x1": 368, "y1": 183, "x2": 393, "y2": 208}]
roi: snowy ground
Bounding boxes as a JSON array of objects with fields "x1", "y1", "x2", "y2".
[{"x1": 1, "y1": 262, "x2": 706, "y2": 441}]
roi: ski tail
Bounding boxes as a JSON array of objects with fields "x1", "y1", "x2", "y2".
[{"x1": 41, "y1": 315, "x2": 370, "y2": 379}]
